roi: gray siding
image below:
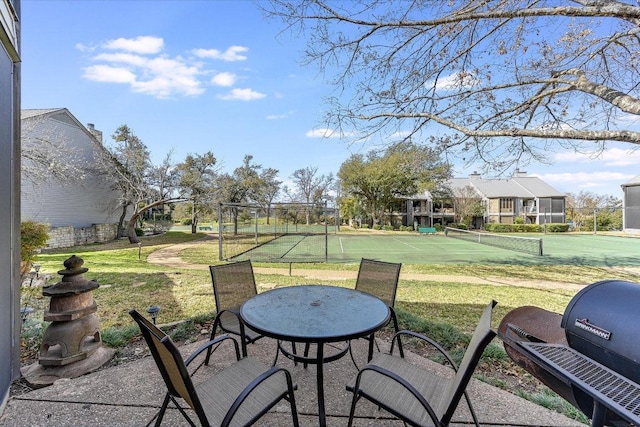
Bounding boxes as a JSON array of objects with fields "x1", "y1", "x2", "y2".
[
  {"x1": 0, "y1": 0, "x2": 21, "y2": 411},
  {"x1": 21, "y1": 111, "x2": 122, "y2": 228}
]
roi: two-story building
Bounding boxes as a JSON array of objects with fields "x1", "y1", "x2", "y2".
[
  {"x1": 21, "y1": 108, "x2": 123, "y2": 248},
  {"x1": 408, "y1": 171, "x2": 566, "y2": 229}
]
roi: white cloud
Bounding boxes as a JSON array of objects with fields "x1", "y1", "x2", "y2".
[
  {"x1": 554, "y1": 147, "x2": 640, "y2": 167},
  {"x1": 75, "y1": 43, "x2": 95, "y2": 53},
  {"x1": 538, "y1": 171, "x2": 635, "y2": 193},
  {"x1": 81, "y1": 36, "x2": 259, "y2": 99},
  {"x1": 306, "y1": 128, "x2": 357, "y2": 138},
  {"x1": 218, "y1": 88, "x2": 266, "y2": 101},
  {"x1": 211, "y1": 72, "x2": 236, "y2": 87},
  {"x1": 103, "y1": 36, "x2": 164, "y2": 54},
  {"x1": 82, "y1": 65, "x2": 136, "y2": 83},
  {"x1": 192, "y1": 45, "x2": 248, "y2": 61},
  {"x1": 266, "y1": 110, "x2": 294, "y2": 120},
  {"x1": 306, "y1": 128, "x2": 337, "y2": 138},
  {"x1": 427, "y1": 71, "x2": 480, "y2": 91}
]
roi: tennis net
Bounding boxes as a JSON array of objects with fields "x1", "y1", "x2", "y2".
[{"x1": 445, "y1": 227, "x2": 543, "y2": 256}]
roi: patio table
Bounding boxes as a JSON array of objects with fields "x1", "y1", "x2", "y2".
[{"x1": 240, "y1": 284, "x2": 390, "y2": 427}]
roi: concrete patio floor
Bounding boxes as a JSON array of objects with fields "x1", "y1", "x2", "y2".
[{"x1": 0, "y1": 336, "x2": 585, "y2": 427}]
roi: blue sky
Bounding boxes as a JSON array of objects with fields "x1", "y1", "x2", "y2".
[{"x1": 21, "y1": 0, "x2": 639, "y2": 199}]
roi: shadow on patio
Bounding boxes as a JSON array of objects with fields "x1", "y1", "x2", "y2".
[{"x1": 0, "y1": 337, "x2": 583, "y2": 426}]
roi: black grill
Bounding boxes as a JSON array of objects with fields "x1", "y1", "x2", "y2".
[
  {"x1": 498, "y1": 280, "x2": 640, "y2": 427},
  {"x1": 519, "y1": 342, "x2": 640, "y2": 425}
]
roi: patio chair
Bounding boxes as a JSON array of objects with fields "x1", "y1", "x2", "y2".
[
  {"x1": 129, "y1": 309, "x2": 299, "y2": 427},
  {"x1": 206, "y1": 260, "x2": 262, "y2": 361},
  {"x1": 346, "y1": 300, "x2": 497, "y2": 427},
  {"x1": 353, "y1": 258, "x2": 403, "y2": 361}
]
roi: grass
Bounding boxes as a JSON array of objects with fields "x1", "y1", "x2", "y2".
[{"x1": 23, "y1": 229, "x2": 635, "y2": 424}]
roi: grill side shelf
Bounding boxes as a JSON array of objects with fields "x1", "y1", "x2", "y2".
[{"x1": 518, "y1": 342, "x2": 640, "y2": 427}]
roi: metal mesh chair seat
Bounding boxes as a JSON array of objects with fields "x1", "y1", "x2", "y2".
[
  {"x1": 129, "y1": 309, "x2": 299, "y2": 427},
  {"x1": 197, "y1": 357, "x2": 291, "y2": 427},
  {"x1": 347, "y1": 300, "x2": 497, "y2": 427},
  {"x1": 350, "y1": 353, "x2": 450, "y2": 426}
]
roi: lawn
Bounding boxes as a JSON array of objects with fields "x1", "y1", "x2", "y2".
[{"x1": 21, "y1": 229, "x2": 639, "y2": 424}]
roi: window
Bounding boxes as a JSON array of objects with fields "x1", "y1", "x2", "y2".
[{"x1": 500, "y1": 198, "x2": 513, "y2": 211}]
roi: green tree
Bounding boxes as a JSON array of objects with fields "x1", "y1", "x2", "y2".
[
  {"x1": 96, "y1": 125, "x2": 184, "y2": 243},
  {"x1": 252, "y1": 167, "x2": 281, "y2": 225},
  {"x1": 265, "y1": 1, "x2": 640, "y2": 170},
  {"x1": 567, "y1": 191, "x2": 621, "y2": 231},
  {"x1": 176, "y1": 151, "x2": 218, "y2": 233},
  {"x1": 339, "y1": 141, "x2": 450, "y2": 226},
  {"x1": 215, "y1": 155, "x2": 264, "y2": 234}
]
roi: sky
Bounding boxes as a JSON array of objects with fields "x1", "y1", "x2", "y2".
[{"x1": 20, "y1": 0, "x2": 640, "y2": 200}]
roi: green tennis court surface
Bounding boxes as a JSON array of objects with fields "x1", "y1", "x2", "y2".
[{"x1": 235, "y1": 233, "x2": 640, "y2": 266}]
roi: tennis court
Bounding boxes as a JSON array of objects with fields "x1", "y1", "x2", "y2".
[{"x1": 234, "y1": 232, "x2": 640, "y2": 266}]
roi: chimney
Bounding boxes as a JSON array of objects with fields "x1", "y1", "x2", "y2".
[
  {"x1": 514, "y1": 168, "x2": 527, "y2": 177},
  {"x1": 469, "y1": 171, "x2": 481, "y2": 178},
  {"x1": 86, "y1": 123, "x2": 103, "y2": 143}
]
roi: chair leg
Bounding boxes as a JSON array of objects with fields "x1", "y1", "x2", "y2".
[
  {"x1": 153, "y1": 393, "x2": 171, "y2": 427},
  {"x1": 205, "y1": 317, "x2": 222, "y2": 365},
  {"x1": 390, "y1": 308, "x2": 404, "y2": 358},
  {"x1": 303, "y1": 342, "x2": 311, "y2": 369}
]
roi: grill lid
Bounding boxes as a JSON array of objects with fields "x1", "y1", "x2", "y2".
[{"x1": 561, "y1": 280, "x2": 640, "y2": 383}]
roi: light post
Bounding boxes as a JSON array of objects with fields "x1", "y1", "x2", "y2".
[{"x1": 147, "y1": 305, "x2": 160, "y2": 324}]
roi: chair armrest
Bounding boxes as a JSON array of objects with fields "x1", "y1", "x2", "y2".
[
  {"x1": 185, "y1": 335, "x2": 241, "y2": 367},
  {"x1": 353, "y1": 364, "x2": 439, "y2": 424},
  {"x1": 222, "y1": 365, "x2": 296, "y2": 426},
  {"x1": 391, "y1": 330, "x2": 460, "y2": 372}
]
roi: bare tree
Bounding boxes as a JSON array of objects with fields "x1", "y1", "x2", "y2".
[
  {"x1": 264, "y1": 1, "x2": 640, "y2": 171},
  {"x1": 287, "y1": 166, "x2": 334, "y2": 224},
  {"x1": 21, "y1": 115, "x2": 87, "y2": 186}
]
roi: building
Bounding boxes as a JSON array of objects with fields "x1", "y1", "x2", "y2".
[
  {"x1": 21, "y1": 108, "x2": 123, "y2": 248},
  {"x1": 622, "y1": 175, "x2": 640, "y2": 233},
  {"x1": 1, "y1": 0, "x2": 21, "y2": 413},
  {"x1": 408, "y1": 171, "x2": 566, "y2": 229}
]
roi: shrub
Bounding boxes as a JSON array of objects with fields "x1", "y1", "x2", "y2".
[
  {"x1": 383, "y1": 225, "x2": 394, "y2": 231},
  {"x1": 449, "y1": 223, "x2": 468, "y2": 230},
  {"x1": 545, "y1": 223, "x2": 570, "y2": 232},
  {"x1": 181, "y1": 218, "x2": 192, "y2": 225},
  {"x1": 434, "y1": 224, "x2": 443, "y2": 231},
  {"x1": 20, "y1": 221, "x2": 49, "y2": 276},
  {"x1": 373, "y1": 224, "x2": 383, "y2": 230}
]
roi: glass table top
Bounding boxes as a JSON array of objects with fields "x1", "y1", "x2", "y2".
[{"x1": 240, "y1": 285, "x2": 390, "y2": 342}]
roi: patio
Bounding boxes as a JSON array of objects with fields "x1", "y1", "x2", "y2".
[{"x1": 0, "y1": 336, "x2": 584, "y2": 426}]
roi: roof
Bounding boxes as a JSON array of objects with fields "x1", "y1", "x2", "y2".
[
  {"x1": 409, "y1": 173, "x2": 565, "y2": 200},
  {"x1": 21, "y1": 108, "x2": 66, "y2": 120},
  {"x1": 622, "y1": 175, "x2": 640, "y2": 187}
]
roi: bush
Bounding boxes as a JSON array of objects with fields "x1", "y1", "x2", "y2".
[
  {"x1": 181, "y1": 218, "x2": 192, "y2": 225},
  {"x1": 135, "y1": 227, "x2": 145, "y2": 236},
  {"x1": 383, "y1": 225, "x2": 394, "y2": 231},
  {"x1": 545, "y1": 223, "x2": 570, "y2": 232},
  {"x1": 373, "y1": 224, "x2": 383, "y2": 230},
  {"x1": 448, "y1": 223, "x2": 468, "y2": 230},
  {"x1": 20, "y1": 221, "x2": 49, "y2": 276},
  {"x1": 434, "y1": 224, "x2": 443, "y2": 231}
]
